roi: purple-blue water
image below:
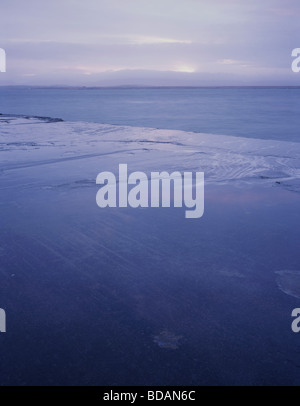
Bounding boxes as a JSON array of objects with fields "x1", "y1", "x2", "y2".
[
  {"x1": 0, "y1": 89, "x2": 300, "y2": 386},
  {"x1": 0, "y1": 86, "x2": 300, "y2": 142}
]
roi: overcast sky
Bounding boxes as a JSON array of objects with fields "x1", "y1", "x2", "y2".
[{"x1": 0, "y1": 0, "x2": 299, "y2": 86}]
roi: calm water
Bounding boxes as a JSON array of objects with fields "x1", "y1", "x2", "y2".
[
  {"x1": 1, "y1": 88, "x2": 300, "y2": 386},
  {"x1": 0, "y1": 86, "x2": 299, "y2": 142}
]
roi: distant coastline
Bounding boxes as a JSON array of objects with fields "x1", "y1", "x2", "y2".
[{"x1": 1, "y1": 85, "x2": 300, "y2": 89}]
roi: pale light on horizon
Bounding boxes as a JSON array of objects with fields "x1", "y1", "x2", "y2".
[
  {"x1": 0, "y1": 0, "x2": 299, "y2": 86},
  {"x1": 173, "y1": 65, "x2": 196, "y2": 73}
]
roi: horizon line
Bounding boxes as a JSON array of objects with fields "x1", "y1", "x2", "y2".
[{"x1": 1, "y1": 85, "x2": 300, "y2": 89}]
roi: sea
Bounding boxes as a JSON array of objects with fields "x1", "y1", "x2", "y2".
[
  {"x1": 0, "y1": 86, "x2": 300, "y2": 142},
  {"x1": 1, "y1": 86, "x2": 300, "y2": 386}
]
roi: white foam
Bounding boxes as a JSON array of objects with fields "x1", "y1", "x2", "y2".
[{"x1": 1, "y1": 114, "x2": 300, "y2": 187}]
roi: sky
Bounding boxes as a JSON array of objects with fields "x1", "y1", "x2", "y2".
[{"x1": 0, "y1": 0, "x2": 300, "y2": 86}]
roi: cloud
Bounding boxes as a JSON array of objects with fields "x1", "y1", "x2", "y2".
[{"x1": 0, "y1": 0, "x2": 299, "y2": 85}]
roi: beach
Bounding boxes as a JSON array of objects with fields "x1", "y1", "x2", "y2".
[{"x1": 0, "y1": 114, "x2": 300, "y2": 385}]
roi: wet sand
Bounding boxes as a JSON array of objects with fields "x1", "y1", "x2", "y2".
[{"x1": 0, "y1": 116, "x2": 300, "y2": 385}]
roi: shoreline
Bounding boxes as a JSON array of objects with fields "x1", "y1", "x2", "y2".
[
  {"x1": 1, "y1": 112, "x2": 300, "y2": 385},
  {"x1": 1, "y1": 113, "x2": 300, "y2": 190}
]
